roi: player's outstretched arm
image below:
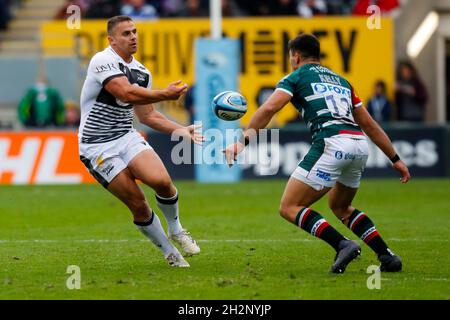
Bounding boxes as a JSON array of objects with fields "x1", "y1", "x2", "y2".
[
  {"x1": 105, "y1": 77, "x2": 187, "y2": 105},
  {"x1": 244, "y1": 90, "x2": 292, "y2": 138},
  {"x1": 135, "y1": 104, "x2": 204, "y2": 145},
  {"x1": 353, "y1": 106, "x2": 410, "y2": 183},
  {"x1": 223, "y1": 90, "x2": 291, "y2": 167}
]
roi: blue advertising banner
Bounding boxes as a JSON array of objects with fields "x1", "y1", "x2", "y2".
[
  {"x1": 148, "y1": 125, "x2": 449, "y2": 180},
  {"x1": 193, "y1": 38, "x2": 241, "y2": 183}
]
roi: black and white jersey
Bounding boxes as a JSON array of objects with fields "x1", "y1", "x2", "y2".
[{"x1": 79, "y1": 46, "x2": 152, "y2": 144}]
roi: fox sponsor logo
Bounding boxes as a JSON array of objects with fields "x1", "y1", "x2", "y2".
[{"x1": 311, "y1": 83, "x2": 351, "y2": 100}]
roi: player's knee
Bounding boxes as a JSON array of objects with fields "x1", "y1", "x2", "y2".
[
  {"x1": 279, "y1": 203, "x2": 292, "y2": 220},
  {"x1": 154, "y1": 178, "x2": 175, "y2": 197}
]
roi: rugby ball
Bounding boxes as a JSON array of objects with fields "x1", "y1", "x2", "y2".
[{"x1": 212, "y1": 91, "x2": 248, "y2": 121}]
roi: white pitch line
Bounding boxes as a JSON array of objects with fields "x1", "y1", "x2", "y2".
[
  {"x1": 387, "y1": 238, "x2": 449, "y2": 242},
  {"x1": 424, "y1": 278, "x2": 450, "y2": 282},
  {"x1": 383, "y1": 277, "x2": 450, "y2": 282},
  {"x1": 0, "y1": 238, "x2": 447, "y2": 244}
]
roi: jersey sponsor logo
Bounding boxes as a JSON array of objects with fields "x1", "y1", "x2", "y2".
[
  {"x1": 101, "y1": 163, "x2": 115, "y2": 176},
  {"x1": 344, "y1": 152, "x2": 368, "y2": 161},
  {"x1": 137, "y1": 74, "x2": 147, "y2": 82},
  {"x1": 335, "y1": 151, "x2": 368, "y2": 161},
  {"x1": 312, "y1": 83, "x2": 354, "y2": 121},
  {"x1": 96, "y1": 155, "x2": 104, "y2": 167},
  {"x1": 311, "y1": 83, "x2": 351, "y2": 100},
  {"x1": 315, "y1": 169, "x2": 331, "y2": 181},
  {"x1": 95, "y1": 63, "x2": 117, "y2": 73},
  {"x1": 119, "y1": 63, "x2": 150, "y2": 87}
]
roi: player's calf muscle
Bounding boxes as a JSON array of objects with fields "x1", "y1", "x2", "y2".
[
  {"x1": 329, "y1": 205, "x2": 354, "y2": 221},
  {"x1": 127, "y1": 197, "x2": 150, "y2": 217}
]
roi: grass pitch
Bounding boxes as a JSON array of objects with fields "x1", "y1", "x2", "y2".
[{"x1": 0, "y1": 179, "x2": 449, "y2": 299}]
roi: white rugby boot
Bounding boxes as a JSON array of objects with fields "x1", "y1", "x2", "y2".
[
  {"x1": 169, "y1": 229, "x2": 201, "y2": 256},
  {"x1": 165, "y1": 252, "x2": 190, "y2": 267}
]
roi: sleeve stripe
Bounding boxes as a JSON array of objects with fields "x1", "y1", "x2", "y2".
[
  {"x1": 102, "y1": 73, "x2": 126, "y2": 87},
  {"x1": 354, "y1": 102, "x2": 363, "y2": 108},
  {"x1": 275, "y1": 88, "x2": 293, "y2": 97}
]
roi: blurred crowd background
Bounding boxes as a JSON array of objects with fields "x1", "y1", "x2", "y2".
[
  {"x1": 0, "y1": 0, "x2": 448, "y2": 130},
  {"x1": 55, "y1": 0, "x2": 401, "y2": 19},
  {"x1": 1, "y1": 0, "x2": 402, "y2": 28}
]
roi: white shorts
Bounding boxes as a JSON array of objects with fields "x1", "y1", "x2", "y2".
[
  {"x1": 291, "y1": 135, "x2": 369, "y2": 191},
  {"x1": 79, "y1": 131, "x2": 152, "y2": 188}
]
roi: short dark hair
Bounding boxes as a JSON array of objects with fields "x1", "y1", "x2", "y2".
[
  {"x1": 288, "y1": 34, "x2": 321, "y2": 60},
  {"x1": 397, "y1": 60, "x2": 419, "y2": 81},
  {"x1": 376, "y1": 80, "x2": 387, "y2": 90},
  {"x1": 107, "y1": 15, "x2": 133, "y2": 35}
]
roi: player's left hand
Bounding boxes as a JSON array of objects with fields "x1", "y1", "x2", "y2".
[
  {"x1": 222, "y1": 142, "x2": 245, "y2": 167},
  {"x1": 393, "y1": 160, "x2": 411, "y2": 184}
]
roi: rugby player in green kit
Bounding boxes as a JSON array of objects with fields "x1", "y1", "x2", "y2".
[{"x1": 224, "y1": 34, "x2": 410, "y2": 273}]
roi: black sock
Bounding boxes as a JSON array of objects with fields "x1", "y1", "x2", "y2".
[
  {"x1": 295, "y1": 207, "x2": 345, "y2": 252},
  {"x1": 345, "y1": 209, "x2": 391, "y2": 256}
]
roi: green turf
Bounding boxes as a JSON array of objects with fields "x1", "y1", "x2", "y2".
[{"x1": 0, "y1": 179, "x2": 449, "y2": 299}]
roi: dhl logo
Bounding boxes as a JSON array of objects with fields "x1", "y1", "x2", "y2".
[{"x1": 0, "y1": 132, "x2": 95, "y2": 185}]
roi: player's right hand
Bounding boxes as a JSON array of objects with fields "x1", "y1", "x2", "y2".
[
  {"x1": 393, "y1": 160, "x2": 410, "y2": 184},
  {"x1": 222, "y1": 142, "x2": 245, "y2": 167},
  {"x1": 165, "y1": 80, "x2": 188, "y2": 100}
]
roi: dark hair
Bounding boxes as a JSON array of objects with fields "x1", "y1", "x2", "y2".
[
  {"x1": 107, "y1": 15, "x2": 133, "y2": 35},
  {"x1": 375, "y1": 80, "x2": 386, "y2": 90},
  {"x1": 397, "y1": 60, "x2": 419, "y2": 81},
  {"x1": 288, "y1": 33, "x2": 321, "y2": 60}
]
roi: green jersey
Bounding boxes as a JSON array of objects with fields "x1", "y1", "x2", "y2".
[
  {"x1": 277, "y1": 63, "x2": 364, "y2": 141},
  {"x1": 18, "y1": 85, "x2": 66, "y2": 127}
]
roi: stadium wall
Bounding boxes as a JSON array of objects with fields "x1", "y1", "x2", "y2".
[
  {"x1": 0, "y1": 57, "x2": 80, "y2": 104},
  {"x1": 41, "y1": 17, "x2": 395, "y2": 128}
]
